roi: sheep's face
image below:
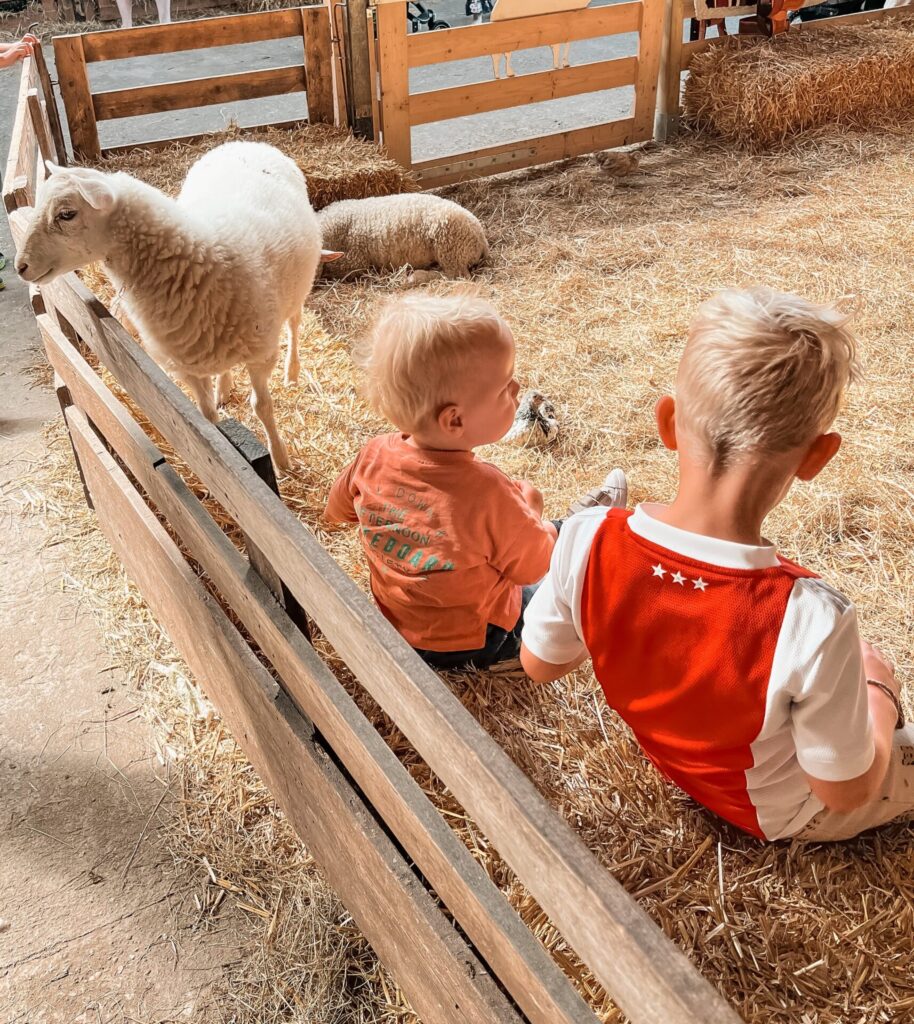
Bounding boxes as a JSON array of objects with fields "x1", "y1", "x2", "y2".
[{"x1": 16, "y1": 165, "x2": 117, "y2": 285}]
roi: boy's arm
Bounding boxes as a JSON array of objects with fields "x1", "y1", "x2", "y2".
[
  {"x1": 791, "y1": 595, "x2": 896, "y2": 813},
  {"x1": 488, "y1": 479, "x2": 556, "y2": 585},
  {"x1": 802, "y1": 643, "x2": 899, "y2": 813},
  {"x1": 520, "y1": 645, "x2": 588, "y2": 684},
  {"x1": 324, "y1": 456, "x2": 360, "y2": 524}
]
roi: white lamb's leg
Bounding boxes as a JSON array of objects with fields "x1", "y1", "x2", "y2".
[
  {"x1": 504, "y1": 51, "x2": 515, "y2": 77},
  {"x1": 562, "y1": 41, "x2": 571, "y2": 68},
  {"x1": 185, "y1": 374, "x2": 219, "y2": 423},
  {"x1": 284, "y1": 313, "x2": 301, "y2": 386},
  {"x1": 249, "y1": 360, "x2": 290, "y2": 470},
  {"x1": 154, "y1": 0, "x2": 171, "y2": 22},
  {"x1": 491, "y1": 53, "x2": 502, "y2": 80},
  {"x1": 215, "y1": 369, "x2": 233, "y2": 406},
  {"x1": 551, "y1": 43, "x2": 561, "y2": 70},
  {"x1": 115, "y1": 0, "x2": 133, "y2": 28}
]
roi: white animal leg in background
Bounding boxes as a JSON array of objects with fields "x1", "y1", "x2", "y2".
[
  {"x1": 551, "y1": 43, "x2": 561, "y2": 69},
  {"x1": 115, "y1": 0, "x2": 133, "y2": 27},
  {"x1": 155, "y1": 0, "x2": 171, "y2": 22},
  {"x1": 215, "y1": 369, "x2": 233, "y2": 406},
  {"x1": 284, "y1": 312, "x2": 302, "y2": 386},
  {"x1": 491, "y1": 53, "x2": 502, "y2": 79},
  {"x1": 248, "y1": 359, "x2": 290, "y2": 470},
  {"x1": 504, "y1": 51, "x2": 515, "y2": 77},
  {"x1": 185, "y1": 374, "x2": 219, "y2": 423},
  {"x1": 561, "y1": 41, "x2": 571, "y2": 67}
]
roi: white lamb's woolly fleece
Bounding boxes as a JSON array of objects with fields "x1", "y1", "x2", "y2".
[
  {"x1": 119, "y1": 142, "x2": 319, "y2": 381},
  {"x1": 318, "y1": 193, "x2": 489, "y2": 279},
  {"x1": 18, "y1": 141, "x2": 321, "y2": 468}
]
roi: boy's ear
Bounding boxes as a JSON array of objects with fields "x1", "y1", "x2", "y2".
[
  {"x1": 796, "y1": 432, "x2": 842, "y2": 482},
  {"x1": 655, "y1": 395, "x2": 678, "y2": 451},
  {"x1": 437, "y1": 404, "x2": 463, "y2": 435}
]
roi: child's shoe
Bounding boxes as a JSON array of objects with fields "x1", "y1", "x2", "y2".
[{"x1": 568, "y1": 468, "x2": 627, "y2": 516}]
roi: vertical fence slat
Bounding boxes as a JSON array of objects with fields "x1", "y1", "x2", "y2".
[
  {"x1": 633, "y1": 0, "x2": 668, "y2": 138},
  {"x1": 33, "y1": 44, "x2": 67, "y2": 165},
  {"x1": 54, "y1": 35, "x2": 100, "y2": 161},
  {"x1": 302, "y1": 5, "x2": 335, "y2": 125},
  {"x1": 375, "y1": 0, "x2": 411, "y2": 168}
]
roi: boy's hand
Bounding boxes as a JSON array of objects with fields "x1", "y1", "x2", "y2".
[
  {"x1": 0, "y1": 38, "x2": 34, "y2": 68},
  {"x1": 517, "y1": 480, "x2": 544, "y2": 516},
  {"x1": 861, "y1": 641, "x2": 899, "y2": 696}
]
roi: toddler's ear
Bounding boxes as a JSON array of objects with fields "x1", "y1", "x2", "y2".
[
  {"x1": 655, "y1": 395, "x2": 678, "y2": 451},
  {"x1": 437, "y1": 404, "x2": 463, "y2": 436},
  {"x1": 796, "y1": 432, "x2": 841, "y2": 482}
]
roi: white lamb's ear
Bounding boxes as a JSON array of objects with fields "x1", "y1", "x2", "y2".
[
  {"x1": 320, "y1": 250, "x2": 345, "y2": 262},
  {"x1": 74, "y1": 175, "x2": 116, "y2": 213},
  {"x1": 45, "y1": 160, "x2": 63, "y2": 175}
]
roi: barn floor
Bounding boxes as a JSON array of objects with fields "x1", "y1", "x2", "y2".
[{"x1": 34, "y1": 120, "x2": 914, "y2": 1023}]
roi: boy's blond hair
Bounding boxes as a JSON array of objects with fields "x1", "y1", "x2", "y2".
[
  {"x1": 353, "y1": 292, "x2": 509, "y2": 430},
  {"x1": 677, "y1": 287, "x2": 860, "y2": 471}
]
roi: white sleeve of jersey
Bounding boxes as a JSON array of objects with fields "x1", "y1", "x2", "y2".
[
  {"x1": 780, "y1": 578, "x2": 875, "y2": 783},
  {"x1": 520, "y1": 508, "x2": 607, "y2": 665}
]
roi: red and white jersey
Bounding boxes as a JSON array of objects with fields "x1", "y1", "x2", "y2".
[{"x1": 522, "y1": 505, "x2": 875, "y2": 840}]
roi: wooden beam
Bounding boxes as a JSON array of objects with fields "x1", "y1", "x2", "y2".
[
  {"x1": 66, "y1": 404, "x2": 524, "y2": 1024},
  {"x1": 27, "y1": 89, "x2": 55, "y2": 167},
  {"x1": 414, "y1": 118, "x2": 639, "y2": 188},
  {"x1": 410, "y1": 57, "x2": 637, "y2": 127},
  {"x1": 92, "y1": 65, "x2": 306, "y2": 121},
  {"x1": 100, "y1": 118, "x2": 310, "y2": 157},
  {"x1": 633, "y1": 0, "x2": 668, "y2": 138},
  {"x1": 375, "y1": 0, "x2": 411, "y2": 168},
  {"x1": 39, "y1": 272, "x2": 744, "y2": 1024},
  {"x1": 657, "y1": 0, "x2": 684, "y2": 138},
  {"x1": 32, "y1": 44, "x2": 66, "y2": 165},
  {"x1": 302, "y1": 5, "x2": 335, "y2": 126},
  {"x1": 406, "y1": 3, "x2": 641, "y2": 68},
  {"x1": 3, "y1": 56, "x2": 37, "y2": 212},
  {"x1": 53, "y1": 35, "x2": 100, "y2": 162},
  {"x1": 345, "y1": 0, "x2": 374, "y2": 138},
  {"x1": 38, "y1": 312, "x2": 598, "y2": 1024},
  {"x1": 80, "y1": 8, "x2": 303, "y2": 62}
]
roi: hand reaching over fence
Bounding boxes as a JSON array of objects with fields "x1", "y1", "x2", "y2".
[{"x1": 0, "y1": 34, "x2": 38, "y2": 70}]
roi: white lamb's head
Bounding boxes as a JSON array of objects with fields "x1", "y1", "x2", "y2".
[{"x1": 16, "y1": 163, "x2": 118, "y2": 285}]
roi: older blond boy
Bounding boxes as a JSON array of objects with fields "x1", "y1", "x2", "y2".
[
  {"x1": 522, "y1": 287, "x2": 911, "y2": 842},
  {"x1": 326, "y1": 294, "x2": 562, "y2": 670}
]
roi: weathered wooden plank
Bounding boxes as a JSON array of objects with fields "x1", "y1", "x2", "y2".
[
  {"x1": 656, "y1": 0, "x2": 684, "y2": 139},
  {"x1": 92, "y1": 65, "x2": 307, "y2": 121},
  {"x1": 345, "y1": 0, "x2": 374, "y2": 138},
  {"x1": 27, "y1": 89, "x2": 55, "y2": 166},
  {"x1": 40, "y1": 271, "x2": 744, "y2": 1024},
  {"x1": 410, "y1": 56, "x2": 637, "y2": 127},
  {"x1": 414, "y1": 117, "x2": 639, "y2": 188},
  {"x1": 32, "y1": 43, "x2": 66, "y2": 165},
  {"x1": 633, "y1": 0, "x2": 667, "y2": 137},
  {"x1": 38, "y1": 309, "x2": 599, "y2": 1024},
  {"x1": 81, "y1": 7, "x2": 303, "y2": 62},
  {"x1": 3, "y1": 56, "x2": 37, "y2": 213},
  {"x1": 366, "y1": 7, "x2": 381, "y2": 142},
  {"x1": 302, "y1": 5, "x2": 335, "y2": 125},
  {"x1": 53, "y1": 35, "x2": 100, "y2": 162},
  {"x1": 406, "y1": 2, "x2": 641, "y2": 68},
  {"x1": 100, "y1": 118, "x2": 310, "y2": 157},
  {"x1": 375, "y1": 0, "x2": 411, "y2": 168},
  {"x1": 66, "y1": 405, "x2": 523, "y2": 1024}
]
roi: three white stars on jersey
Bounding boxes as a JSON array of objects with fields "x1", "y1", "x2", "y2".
[{"x1": 651, "y1": 563, "x2": 708, "y2": 591}]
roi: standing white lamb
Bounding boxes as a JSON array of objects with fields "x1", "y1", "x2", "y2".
[
  {"x1": 317, "y1": 193, "x2": 488, "y2": 280},
  {"x1": 16, "y1": 141, "x2": 321, "y2": 470}
]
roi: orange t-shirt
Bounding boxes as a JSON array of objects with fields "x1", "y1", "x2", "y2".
[{"x1": 326, "y1": 433, "x2": 555, "y2": 651}]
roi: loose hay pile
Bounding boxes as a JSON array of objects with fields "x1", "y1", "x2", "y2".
[
  {"x1": 684, "y1": 14, "x2": 914, "y2": 148},
  {"x1": 91, "y1": 121, "x2": 419, "y2": 210},
  {"x1": 35, "y1": 124, "x2": 914, "y2": 1023}
]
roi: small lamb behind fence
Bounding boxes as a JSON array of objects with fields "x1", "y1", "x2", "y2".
[{"x1": 15, "y1": 141, "x2": 321, "y2": 470}]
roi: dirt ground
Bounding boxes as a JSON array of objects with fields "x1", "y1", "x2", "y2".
[{"x1": 0, "y1": 181, "x2": 251, "y2": 1024}]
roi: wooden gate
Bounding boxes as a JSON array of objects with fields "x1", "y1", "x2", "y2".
[{"x1": 371, "y1": 0, "x2": 667, "y2": 188}]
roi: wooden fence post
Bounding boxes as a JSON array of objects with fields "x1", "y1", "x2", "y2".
[
  {"x1": 54, "y1": 35, "x2": 100, "y2": 162},
  {"x1": 302, "y1": 5, "x2": 336, "y2": 125},
  {"x1": 633, "y1": 0, "x2": 668, "y2": 140},
  {"x1": 218, "y1": 418, "x2": 311, "y2": 642},
  {"x1": 33, "y1": 44, "x2": 67, "y2": 165},
  {"x1": 656, "y1": 0, "x2": 683, "y2": 141},
  {"x1": 345, "y1": 0, "x2": 375, "y2": 139},
  {"x1": 374, "y1": 0, "x2": 411, "y2": 168}
]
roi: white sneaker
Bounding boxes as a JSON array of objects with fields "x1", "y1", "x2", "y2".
[{"x1": 568, "y1": 468, "x2": 628, "y2": 516}]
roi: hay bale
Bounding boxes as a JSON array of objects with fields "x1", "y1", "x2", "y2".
[
  {"x1": 684, "y1": 15, "x2": 914, "y2": 148},
  {"x1": 91, "y1": 121, "x2": 419, "y2": 209}
]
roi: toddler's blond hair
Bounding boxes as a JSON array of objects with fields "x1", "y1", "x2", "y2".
[
  {"x1": 353, "y1": 292, "x2": 510, "y2": 430},
  {"x1": 677, "y1": 287, "x2": 860, "y2": 471}
]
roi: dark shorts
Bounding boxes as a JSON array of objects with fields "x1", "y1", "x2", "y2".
[{"x1": 412, "y1": 520, "x2": 562, "y2": 672}]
